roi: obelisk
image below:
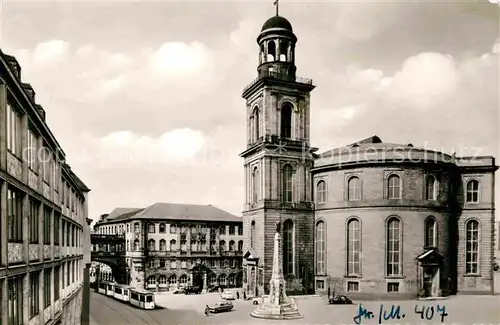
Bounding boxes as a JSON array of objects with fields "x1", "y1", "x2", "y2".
[{"x1": 250, "y1": 220, "x2": 302, "y2": 320}]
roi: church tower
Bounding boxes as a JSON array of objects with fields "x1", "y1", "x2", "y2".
[{"x1": 240, "y1": 5, "x2": 317, "y2": 297}]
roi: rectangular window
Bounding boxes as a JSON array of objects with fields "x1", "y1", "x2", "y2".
[
  {"x1": 8, "y1": 188, "x2": 23, "y2": 243},
  {"x1": 347, "y1": 281, "x2": 359, "y2": 292},
  {"x1": 7, "y1": 102, "x2": 21, "y2": 156},
  {"x1": 238, "y1": 226, "x2": 243, "y2": 236},
  {"x1": 29, "y1": 272, "x2": 40, "y2": 318},
  {"x1": 44, "y1": 270, "x2": 51, "y2": 307},
  {"x1": 316, "y1": 280, "x2": 324, "y2": 290},
  {"x1": 29, "y1": 199, "x2": 40, "y2": 244},
  {"x1": 8, "y1": 275, "x2": 24, "y2": 325},
  {"x1": 53, "y1": 214, "x2": 60, "y2": 245},
  {"x1": 43, "y1": 208, "x2": 51, "y2": 245},
  {"x1": 220, "y1": 225, "x2": 226, "y2": 235},
  {"x1": 27, "y1": 129, "x2": 38, "y2": 171},
  {"x1": 387, "y1": 282, "x2": 399, "y2": 293},
  {"x1": 54, "y1": 266, "x2": 60, "y2": 301},
  {"x1": 228, "y1": 225, "x2": 235, "y2": 235},
  {"x1": 66, "y1": 262, "x2": 70, "y2": 287}
]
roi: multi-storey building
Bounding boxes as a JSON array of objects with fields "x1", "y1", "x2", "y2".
[
  {"x1": 0, "y1": 51, "x2": 90, "y2": 325},
  {"x1": 92, "y1": 203, "x2": 243, "y2": 291},
  {"x1": 240, "y1": 12, "x2": 498, "y2": 299}
]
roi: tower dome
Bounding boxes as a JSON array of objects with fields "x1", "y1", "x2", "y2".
[{"x1": 261, "y1": 15, "x2": 293, "y2": 32}]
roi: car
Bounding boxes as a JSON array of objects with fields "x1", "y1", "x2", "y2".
[
  {"x1": 252, "y1": 295, "x2": 268, "y2": 305},
  {"x1": 184, "y1": 285, "x2": 202, "y2": 294},
  {"x1": 207, "y1": 285, "x2": 227, "y2": 292},
  {"x1": 172, "y1": 288, "x2": 185, "y2": 294},
  {"x1": 207, "y1": 301, "x2": 234, "y2": 313},
  {"x1": 221, "y1": 289, "x2": 237, "y2": 300},
  {"x1": 328, "y1": 295, "x2": 353, "y2": 305}
]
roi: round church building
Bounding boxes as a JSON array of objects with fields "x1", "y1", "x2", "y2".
[{"x1": 312, "y1": 135, "x2": 497, "y2": 299}]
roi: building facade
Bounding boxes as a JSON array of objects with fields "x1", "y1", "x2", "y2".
[
  {"x1": 92, "y1": 203, "x2": 243, "y2": 292},
  {"x1": 0, "y1": 51, "x2": 90, "y2": 325},
  {"x1": 240, "y1": 14, "x2": 498, "y2": 299}
]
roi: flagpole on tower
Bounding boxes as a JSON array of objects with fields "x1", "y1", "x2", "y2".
[{"x1": 274, "y1": 0, "x2": 279, "y2": 16}]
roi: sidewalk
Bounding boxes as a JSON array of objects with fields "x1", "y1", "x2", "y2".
[{"x1": 90, "y1": 315, "x2": 99, "y2": 325}]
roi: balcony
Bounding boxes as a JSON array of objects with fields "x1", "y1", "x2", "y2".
[{"x1": 243, "y1": 70, "x2": 313, "y2": 94}]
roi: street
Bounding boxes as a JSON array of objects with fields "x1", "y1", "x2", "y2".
[{"x1": 91, "y1": 291, "x2": 500, "y2": 325}]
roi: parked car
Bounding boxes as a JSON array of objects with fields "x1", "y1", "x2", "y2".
[
  {"x1": 207, "y1": 285, "x2": 227, "y2": 292},
  {"x1": 184, "y1": 285, "x2": 202, "y2": 294},
  {"x1": 252, "y1": 295, "x2": 268, "y2": 305},
  {"x1": 221, "y1": 290, "x2": 236, "y2": 300},
  {"x1": 207, "y1": 301, "x2": 233, "y2": 313},
  {"x1": 172, "y1": 288, "x2": 185, "y2": 294},
  {"x1": 328, "y1": 295, "x2": 353, "y2": 305}
]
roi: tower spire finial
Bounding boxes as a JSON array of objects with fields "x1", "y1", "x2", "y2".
[{"x1": 273, "y1": 0, "x2": 279, "y2": 16}]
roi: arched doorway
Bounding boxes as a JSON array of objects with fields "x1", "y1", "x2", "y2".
[{"x1": 190, "y1": 262, "x2": 211, "y2": 289}]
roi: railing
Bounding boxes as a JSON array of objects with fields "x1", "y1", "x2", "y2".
[
  {"x1": 91, "y1": 251, "x2": 125, "y2": 257},
  {"x1": 90, "y1": 234, "x2": 125, "y2": 242},
  {"x1": 243, "y1": 70, "x2": 313, "y2": 93}
]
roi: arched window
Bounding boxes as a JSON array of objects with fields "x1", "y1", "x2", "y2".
[
  {"x1": 316, "y1": 180, "x2": 327, "y2": 204},
  {"x1": 168, "y1": 275, "x2": 177, "y2": 286},
  {"x1": 250, "y1": 221, "x2": 255, "y2": 247},
  {"x1": 218, "y1": 274, "x2": 226, "y2": 285},
  {"x1": 386, "y1": 217, "x2": 401, "y2": 276},
  {"x1": 208, "y1": 273, "x2": 217, "y2": 285},
  {"x1": 228, "y1": 274, "x2": 235, "y2": 286},
  {"x1": 170, "y1": 225, "x2": 176, "y2": 234},
  {"x1": 280, "y1": 103, "x2": 292, "y2": 138},
  {"x1": 134, "y1": 223, "x2": 140, "y2": 233},
  {"x1": 159, "y1": 223, "x2": 166, "y2": 233},
  {"x1": 159, "y1": 239, "x2": 166, "y2": 251},
  {"x1": 347, "y1": 218, "x2": 361, "y2": 275},
  {"x1": 179, "y1": 275, "x2": 188, "y2": 285},
  {"x1": 133, "y1": 239, "x2": 140, "y2": 251},
  {"x1": 252, "y1": 107, "x2": 260, "y2": 142},
  {"x1": 219, "y1": 240, "x2": 226, "y2": 251},
  {"x1": 465, "y1": 220, "x2": 480, "y2": 274},
  {"x1": 466, "y1": 180, "x2": 480, "y2": 203},
  {"x1": 279, "y1": 40, "x2": 288, "y2": 62},
  {"x1": 252, "y1": 166, "x2": 260, "y2": 204},
  {"x1": 283, "y1": 220, "x2": 294, "y2": 276},
  {"x1": 158, "y1": 276, "x2": 167, "y2": 285},
  {"x1": 316, "y1": 221, "x2": 326, "y2": 274},
  {"x1": 267, "y1": 40, "x2": 276, "y2": 61},
  {"x1": 348, "y1": 176, "x2": 361, "y2": 201},
  {"x1": 424, "y1": 217, "x2": 437, "y2": 248},
  {"x1": 148, "y1": 239, "x2": 155, "y2": 251},
  {"x1": 229, "y1": 240, "x2": 235, "y2": 251},
  {"x1": 425, "y1": 175, "x2": 437, "y2": 200},
  {"x1": 170, "y1": 239, "x2": 176, "y2": 251},
  {"x1": 238, "y1": 240, "x2": 243, "y2": 252},
  {"x1": 282, "y1": 164, "x2": 293, "y2": 202},
  {"x1": 387, "y1": 174, "x2": 401, "y2": 199},
  {"x1": 148, "y1": 223, "x2": 155, "y2": 233},
  {"x1": 147, "y1": 276, "x2": 156, "y2": 287}
]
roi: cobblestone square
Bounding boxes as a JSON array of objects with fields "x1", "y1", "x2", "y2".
[{"x1": 154, "y1": 293, "x2": 500, "y2": 325}]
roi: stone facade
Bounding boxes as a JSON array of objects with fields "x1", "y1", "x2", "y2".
[
  {"x1": 240, "y1": 15, "x2": 498, "y2": 300},
  {"x1": 92, "y1": 204, "x2": 244, "y2": 292},
  {"x1": 0, "y1": 51, "x2": 90, "y2": 325}
]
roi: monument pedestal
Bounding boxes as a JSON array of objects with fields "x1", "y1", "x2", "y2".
[{"x1": 250, "y1": 228, "x2": 303, "y2": 320}]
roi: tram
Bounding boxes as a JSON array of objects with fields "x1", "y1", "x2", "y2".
[
  {"x1": 97, "y1": 281, "x2": 115, "y2": 296},
  {"x1": 113, "y1": 284, "x2": 131, "y2": 302},
  {"x1": 129, "y1": 288, "x2": 156, "y2": 310},
  {"x1": 95, "y1": 281, "x2": 155, "y2": 310}
]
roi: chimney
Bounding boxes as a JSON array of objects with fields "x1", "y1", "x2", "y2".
[
  {"x1": 22, "y1": 83, "x2": 36, "y2": 102},
  {"x1": 35, "y1": 104, "x2": 46, "y2": 121},
  {"x1": 4, "y1": 54, "x2": 21, "y2": 80}
]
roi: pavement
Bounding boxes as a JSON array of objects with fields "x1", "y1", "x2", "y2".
[{"x1": 91, "y1": 290, "x2": 500, "y2": 325}]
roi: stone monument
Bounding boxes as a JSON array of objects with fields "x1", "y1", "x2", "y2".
[{"x1": 250, "y1": 220, "x2": 303, "y2": 320}]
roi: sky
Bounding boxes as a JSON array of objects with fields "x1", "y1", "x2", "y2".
[{"x1": 0, "y1": 0, "x2": 498, "y2": 222}]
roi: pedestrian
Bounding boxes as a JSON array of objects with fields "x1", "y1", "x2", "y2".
[
  {"x1": 243, "y1": 291, "x2": 246, "y2": 300},
  {"x1": 236, "y1": 291, "x2": 240, "y2": 299},
  {"x1": 205, "y1": 305, "x2": 210, "y2": 316}
]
